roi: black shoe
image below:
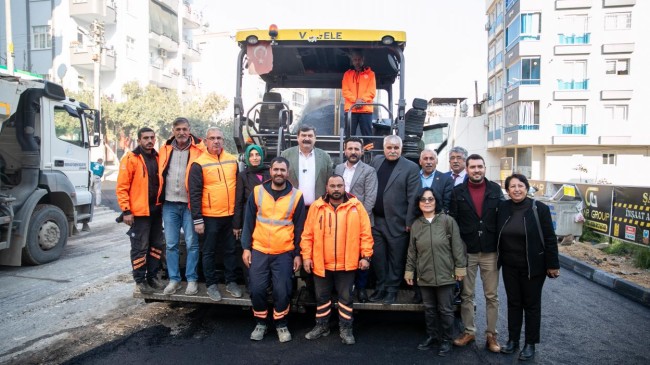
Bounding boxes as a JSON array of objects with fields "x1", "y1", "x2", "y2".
[
  {"x1": 357, "y1": 289, "x2": 369, "y2": 303},
  {"x1": 368, "y1": 290, "x2": 386, "y2": 302},
  {"x1": 501, "y1": 340, "x2": 519, "y2": 354},
  {"x1": 519, "y1": 344, "x2": 535, "y2": 361},
  {"x1": 438, "y1": 340, "x2": 452, "y2": 357},
  {"x1": 383, "y1": 292, "x2": 397, "y2": 305},
  {"x1": 417, "y1": 336, "x2": 439, "y2": 350}
]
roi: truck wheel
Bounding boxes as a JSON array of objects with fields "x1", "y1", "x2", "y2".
[{"x1": 22, "y1": 204, "x2": 69, "y2": 265}]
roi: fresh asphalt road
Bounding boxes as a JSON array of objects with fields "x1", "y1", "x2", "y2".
[{"x1": 64, "y1": 264, "x2": 650, "y2": 364}]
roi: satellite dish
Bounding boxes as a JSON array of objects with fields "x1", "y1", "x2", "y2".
[
  {"x1": 57, "y1": 64, "x2": 67, "y2": 79},
  {"x1": 460, "y1": 103, "x2": 468, "y2": 113}
]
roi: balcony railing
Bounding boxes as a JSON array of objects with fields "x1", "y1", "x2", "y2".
[
  {"x1": 557, "y1": 79, "x2": 589, "y2": 90},
  {"x1": 504, "y1": 124, "x2": 540, "y2": 133},
  {"x1": 558, "y1": 33, "x2": 591, "y2": 44},
  {"x1": 555, "y1": 124, "x2": 587, "y2": 135}
]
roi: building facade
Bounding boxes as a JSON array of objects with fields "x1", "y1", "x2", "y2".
[
  {"x1": 485, "y1": 0, "x2": 648, "y2": 185},
  {"x1": 0, "y1": 0, "x2": 203, "y2": 100}
]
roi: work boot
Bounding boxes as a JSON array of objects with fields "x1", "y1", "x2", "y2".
[
  {"x1": 438, "y1": 340, "x2": 452, "y2": 357},
  {"x1": 339, "y1": 326, "x2": 355, "y2": 345},
  {"x1": 276, "y1": 326, "x2": 292, "y2": 343},
  {"x1": 383, "y1": 292, "x2": 397, "y2": 305},
  {"x1": 226, "y1": 282, "x2": 243, "y2": 298},
  {"x1": 368, "y1": 290, "x2": 386, "y2": 302},
  {"x1": 207, "y1": 284, "x2": 222, "y2": 302},
  {"x1": 356, "y1": 288, "x2": 369, "y2": 303},
  {"x1": 250, "y1": 324, "x2": 267, "y2": 341},
  {"x1": 305, "y1": 324, "x2": 330, "y2": 340},
  {"x1": 500, "y1": 340, "x2": 519, "y2": 354},
  {"x1": 185, "y1": 281, "x2": 198, "y2": 295},
  {"x1": 453, "y1": 333, "x2": 475, "y2": 347},
  {"x1": 163, "y1": 281, "x2": 181, "y2": 295},
  {"x1": 519, "y1": 343, "x2": 535, "y2": 361},
  {"x1": 134, "y1": 282, "x2": 154, "y2": 294},
  {"x1": 417, "y1": 336, "x2": 439, "y2": 351},
  {"x1": 147, "y1": 276, "x2": 166, "y2": 290},
  {"x1": 486, "y1": 333, "x2": 501, "y2": 353}
]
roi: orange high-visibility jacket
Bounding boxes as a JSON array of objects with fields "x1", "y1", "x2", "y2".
[
  {"x1": 157, "y1": 134, "x2": 204, "y2": 203},
  {"x1": 300, "y1": 194, "x2": 374, "y2": 277},
  {"x1": 116, "y1": 147, "x2": 162, "y2": 216},
  {"x1": 342, "y1": 66, "x2": 376, "y2": 114},
  {"x1": 252, "y1": 184, "x2": 303, "y2": 255},
  {"x1": 191, "y1": 150, "x2": 238, "y2": 217}
]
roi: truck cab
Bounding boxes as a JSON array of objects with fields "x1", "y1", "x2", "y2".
[{"x1": 0, "y1": 71, "x2": 100, "y2": 265}]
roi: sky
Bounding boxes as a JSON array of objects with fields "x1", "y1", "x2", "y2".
[{"x1": 194, "y1": 0, "x2": 487, "y2": 106}]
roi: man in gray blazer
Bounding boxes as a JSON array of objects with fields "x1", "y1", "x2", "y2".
[
  {"x1": 369, "y1": 135, "x2": 420, "y2": 304},
  {"x1": 281, "y1": 125, "x2": 333, "y2": 209},
  {"x1": 335, "y1": 137, "x2": 378, "y2": 302}
]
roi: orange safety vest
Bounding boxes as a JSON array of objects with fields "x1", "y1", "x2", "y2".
[
  {"x1": 252, "y1": 184, "x2": 302, "y2": 255},
  {"x1": 300, "y1": 195, "x2": 374, "y2": 277},
  {"x1": 116, "y1": 149, "x2": 162, "y2": 216},
  {"x1": 193, "y1": 150, "x2": 238, "y2": 217}
]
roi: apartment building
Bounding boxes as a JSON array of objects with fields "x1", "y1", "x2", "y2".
[
  {"x1": 0, "y1": 0, "x2": 203, "y2": 100},
  {"x1": 485, "y1": 0, "x2": 648, "y2": 185}
]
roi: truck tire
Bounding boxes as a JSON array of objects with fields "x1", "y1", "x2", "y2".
[{"x1": 21, "y1": 204, "x2": 69, "y2": 265}]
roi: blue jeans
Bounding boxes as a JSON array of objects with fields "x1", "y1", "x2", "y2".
[{"x1": 163, "y1": 202, "x2": 199, "y2": 282}]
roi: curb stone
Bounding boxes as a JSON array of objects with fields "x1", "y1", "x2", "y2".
[{"x1": 559, "y1": 253, "x2": 650, "y2": 308}]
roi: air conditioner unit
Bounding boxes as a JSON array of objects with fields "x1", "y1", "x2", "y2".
[
  {"x1": 485, "y1": 22, "x2": 491, "y2": 31},
  {"x1": 158, "y1": 48, "x2": 167, "y2": 58}
]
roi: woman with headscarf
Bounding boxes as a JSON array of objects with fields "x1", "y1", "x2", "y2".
[
  {"x1": 497, "y1": 173, "x2": 559, "y2": 361},
  {"x1": 405, "y1": 187, "x2": 466, "y2": 357},
  {"x1": 233, "y1": 145, "x2": 270, "y2": 240}
]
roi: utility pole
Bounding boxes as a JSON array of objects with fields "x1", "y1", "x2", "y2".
[
  {"x1": 90, "y1": 19, "x2": 105, "y2": 113},
  {"x1": 4, "y1": 0, "x2": 15, "y2": 75}
]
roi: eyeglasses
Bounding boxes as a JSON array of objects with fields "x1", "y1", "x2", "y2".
[{"x1": 419, "y1": 197, "x2": 435, "y2": 203}]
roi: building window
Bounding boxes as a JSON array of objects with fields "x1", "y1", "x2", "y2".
[
  {"x1": 604, "y1": 105, "x2": 628, "y2": 122},
  {"x1": 507, "y1": 57, "x2": 541, "y2": 86},
  {"x1": 605, "y1": 12, "x2": 631, "y2": 30},
  {"x1": 605, "y1": 59, "x2": 629, "y2": 75},
  {"x1": 602, "y1": 153, "x2": 616, "y2": 165},
  {"x1": 126, "y1": 36, "x2": 135, "y2": 59},
  {"x1": 558, "y1": 105, "x2": 587, "y2": 135},
  {"x1": 32, "y1": 25, "x2": 52, "y2": 50},
  {"x1": 506, "y1": 13, "x2": 541, "y2": 49},
  {"x1": 558, "y1": 15, "x2": 590, "y2": 44},
  {"x1": 558, "y1": 60, "x2": 588, "y2": 89}
]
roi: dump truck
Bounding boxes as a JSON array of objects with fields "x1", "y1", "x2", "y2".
[{"x1": 0, "y1": 70, "x2": 100, "y2": 265}]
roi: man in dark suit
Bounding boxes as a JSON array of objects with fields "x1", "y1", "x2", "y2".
[
  {"x1": 419, "y1": 149, "x2": 454, "y2": 212},
  {"x1": 369, "y1": 135, "x2": 420, "y2": 304},
  {"x1": 449, "y1": 154, "x2": 505, "y2": 353},
  {"x1": 445, "y1": 146, "x2": 469, "y2": 186}
]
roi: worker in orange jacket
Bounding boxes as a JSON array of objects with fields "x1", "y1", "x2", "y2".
[
  {"x1": 342, "y1": 49, "x2": 376, "y2": 137},
  {"x1": 116, "y1": 127, "x2": 165, "y2": 295},
  {"x1": 301, "y1": 174, "x2": 374, "y2": 345}
]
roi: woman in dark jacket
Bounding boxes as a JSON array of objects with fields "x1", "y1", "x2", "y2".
[
  {"x1": 232, "y1": 144, "x2": 270, "y2": 239},
  {"x1": 497, "y1": 174, "x2": 560, "y2": 361},
  {"x1": 405, "y1": 188, "x2": 466, "y2": 357}
]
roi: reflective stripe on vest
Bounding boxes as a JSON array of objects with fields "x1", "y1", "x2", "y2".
[{"x1": 255, "y1": 187, "x2": 298, "y2": 227}]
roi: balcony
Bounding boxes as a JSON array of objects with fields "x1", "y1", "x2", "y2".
[
  {"x1": 556, "y1": 124, "x2": 587, "y2": 135},
  {"x1": 154, "y1": 0, "x2": 178, "y2": 12},
  {"x1": 182, "y1": 2, "x2": 203, "y2": 29},
  {"x1": 182, "y1": 76, "x2": 200, "y2": 94},
  {"x1": 70, "y1": 45, "x2": 116, "y2": 72},
  {"x1": 555, "y1": 0, "x2": 592, "y2": 9},
  {"x1": 149, "y1": 65, "x2": 179, "y2": 89},
  {"x1": 557, "y1": 79, "x2": 589, "y2": 90},
  {"x1": 182, "y1": 40, "x2": 201, "y2": 62},
  {"x1": 603, "y1": 0, "x2": 636, "y2": 7},
  {"x1": 70, "y1": 0, "x2": 116, "y2": 24},
  {"x1": 149, "y1": 32, "x2": 179, "y2": 53},
  {"x1": 558, "y1": 33, "x2": 590, "y2": 44}
]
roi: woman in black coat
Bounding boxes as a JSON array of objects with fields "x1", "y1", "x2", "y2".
[
  {"x1": 497, "y1": 174, "x2": 560, "y2": 361},
  {"x1": 232, "y1": 144, "x2": 270, "y2": 239}
]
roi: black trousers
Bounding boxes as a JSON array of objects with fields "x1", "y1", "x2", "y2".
[
  {"x1": 202, "y1": 216, "x2": 238, "y2": 286},
  {"x1": 314, "y1": 271, "x2": 356, "y2": 327},
  {"x1": 502, "y1": 265, "x2": 546, "y2": 344},
  {"x1": 128, "y1": 213, "x2": 164, "y2": 283},
  {"x1": 372, "y1": 217, "x2": 409, "y2": 293},
  {"x1": 421, "y1": 284, "x2": 456, "y2": 341}
]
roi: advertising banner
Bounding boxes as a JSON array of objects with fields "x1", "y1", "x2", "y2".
[
  {"x1": 611, "y1": 187, "x2": 650, "y2": 246},
  {"x1": 576, "y1": 184, "x2": 613, "y2": 235}
]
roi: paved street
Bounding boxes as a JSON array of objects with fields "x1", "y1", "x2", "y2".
[{"x1": 1, "y1": 188, "x2": 649, "y2": 364}]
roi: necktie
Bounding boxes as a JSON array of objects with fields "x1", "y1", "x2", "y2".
[{"x1": 453, "y1": 174, "x2": 459, "y2": 180}]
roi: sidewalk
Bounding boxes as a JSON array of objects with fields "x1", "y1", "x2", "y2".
[{"x1": 560, "y1": 253, "x2": 650, "y2": 308}]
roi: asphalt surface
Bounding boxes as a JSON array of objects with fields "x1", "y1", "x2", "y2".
[{"x1": 2, "y1": 182, "x2": 649, "y2": 365}]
